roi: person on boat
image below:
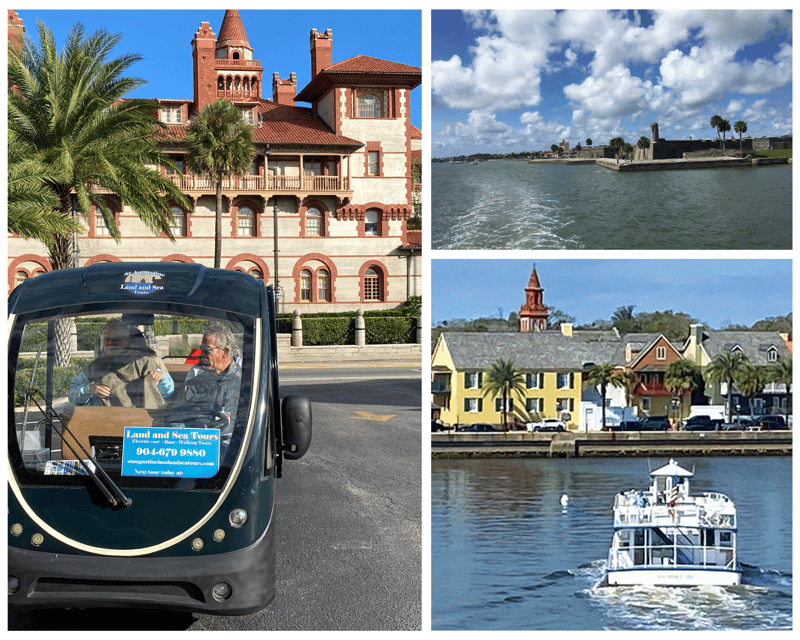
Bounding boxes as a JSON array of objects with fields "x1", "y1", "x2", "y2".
[{"x1": 69, "y1": 320, "x2": 174, "y2": 409}]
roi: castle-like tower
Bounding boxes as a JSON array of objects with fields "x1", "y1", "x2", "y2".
[
  {"x1": 519, "y1": 266, "x2": 548, "y2": 332},
  {"x1": 192, "y1": 9, "x2": 263, "y2": 112}
]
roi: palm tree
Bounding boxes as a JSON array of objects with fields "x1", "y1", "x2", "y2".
[
  {"x1": 637, "y1": 136, "x2": 650, "y2": 160},
  {"x1": 622, "y1": 142, "x2": 634, "y2": 160},
  {"x1": 9, "y1": 21, "x2": 191, "y2": 365},
  {"x1": 616, "y1": 369, "x2": 641, "y2": 411},
  {"x1": 584, "y1": 362, "x2": 623, "y2": 430},
  {"x1": 8, "y1": 134, "x2": 82, "y2": 243},
  {"x1": 185, "y1": 99, "x2": 255, "y2": 268},
  {"x1": 8, "y1": 21, "x2": 191, "y2": 267},
  {"x1": 734, "y1": 120, "x2": 748, "y2": 152},
  {"x1": 609, "y1": 137, "x2": 625, "y2": 159},
  {"x1": 704, "y1": 351, "x2": 749, "y2": 421},
  {"x1": 718, "y1": 119, "x2": 731, "y2": 151},
  {"x1": 481, "y1": 359, "x2": 526, "y2": 431},
  {"x1": 665, "y1": 359, "x2": 700, "y2": 423},
  {"x1": 710, "y1": 114, "x2": 723, "y2": 148},
  {"x1": 734, "y1": 362, "x2": 765, "y2": 417},
  {"x1": 767, "y1": 356, "x2": 792, "y2": 419}
]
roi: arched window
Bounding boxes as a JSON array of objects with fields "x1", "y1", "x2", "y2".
[
  {"x1": 233, "y1": 51, "x2": 240, "y2": 60},
  {"x1": 306, "y1": 207, "x2": 322, "y2": 236},
  {"x1": 14, "y1": 271, "x2": 28, "y2": 289},
  {"x1": 363, "y1": 267, "x2": 382, "y2": 301},
  {"x1": 243, "y1": 77, "x2": 250, "y2": 91},
  {"x1": 237, "y1": 206, "x2": 255, "y2": 236},
  {"x1": 169, "y1": 206, "x2": 186, "y2": 237},
  {"x1": 358, "y1": 92, "x2": 382, "y2": 118},
  {"x1": 317, "y1": 269, "x2": 329, "y2": 301},
  {"x1": 217, "y1": 77, "x2": 224, "y2": 90},
  {"x1": 365, "y1": 210, "x2": 380, "y2": 236},
  {"x1": 300, "y1": 270, "x2": 312, "y2": 301},
  {"x1": 249, "y1": 268, "x2": 263, "y2": 281},
  {"x1": 234, "y1": 77, "x2": 241, "y2": 90}
]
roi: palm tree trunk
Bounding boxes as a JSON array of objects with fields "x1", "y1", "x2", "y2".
[
  {"x1": 502, "y1": 387, "x2": 508, "y2": 431},
  {"x1": 47, "y1": 195, "x2": 76, "y2": 367},
  {"x1": 214, "y1": 180, "x2": 223, "y2": 269}
]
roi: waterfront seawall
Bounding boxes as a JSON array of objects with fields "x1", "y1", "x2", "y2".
[
  {"x1": 526, "y1": 157, "x2": 790, "y2": 171},
  {"x1": 431, "y1": 431, "x2": 792, "y2": 458},
  {"x1": 595, "y1": 157, "x2": 790, "y2": 172}
]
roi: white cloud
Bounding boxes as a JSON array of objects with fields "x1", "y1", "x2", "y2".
[{"x1": 432, "y1": 10, "x2": 791, "y2": 153}]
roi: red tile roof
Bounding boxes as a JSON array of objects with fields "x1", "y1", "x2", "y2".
[
  {"x1": 296, "y1": 55, "x2": 421, "y2": 103},
  {"x1": 217, "y1": 10, "x2": 250, "y2": 47},
  {"x1": 402, "y1": 229, "x2": 422, "y2": 248},
  {"x1": 154, "y1": 99, "x2": 364, "y2": 148}
]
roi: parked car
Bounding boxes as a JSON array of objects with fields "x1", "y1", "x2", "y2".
[
  {"x1": 639, "y1": 416, "x2": 670, "y2": 431},
  {"x1": 721, "y1": 417, "x2": 754, "y2": 430},
  {"x1": 456, "y1": 423, "x2": 496, "y2": 433},
  {"x1": 753, "y1": 415, "x2": 788, "y2": 430},
  {"x1": 682, "y1": 415, "x2": 719, "y2": 431},
  {"x1": 527, "y1": 418, "x2": 566, "y2": 432},
  {"x1": 607, "y1": 420, "x2": 641, "y2": 431}
]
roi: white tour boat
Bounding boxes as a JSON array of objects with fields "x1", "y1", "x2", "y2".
[{"x1": 606, "y1": 459, "x2": 741, "y2": 586}]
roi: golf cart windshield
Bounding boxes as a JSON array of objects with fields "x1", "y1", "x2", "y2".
[{"x1": 10, "y1": 308, "x2": 255, "y2": 491}]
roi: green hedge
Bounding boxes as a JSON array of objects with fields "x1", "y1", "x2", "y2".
[{"x1": 14, "y1": 358, "x2": 91, "y2": 406}]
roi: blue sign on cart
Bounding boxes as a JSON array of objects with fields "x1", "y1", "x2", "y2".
[{"x1": 121, "y1": 427, "x2": 220, "y2": 478}]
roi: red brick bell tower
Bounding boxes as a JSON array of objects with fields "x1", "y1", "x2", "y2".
[
  {"x1": 192, "y1": 9, "x2": 263, "y2": 112},
  {"x1": 519, "y1": 265, "x2": 549, "y2": 332}
]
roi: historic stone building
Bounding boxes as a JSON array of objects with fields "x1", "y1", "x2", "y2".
[
  {"x1": 8, "y1": 10, "x2": 422, "y2": 314},
  {"x1": 576, "y1": 121, "x2": 790, "y2": 161}
]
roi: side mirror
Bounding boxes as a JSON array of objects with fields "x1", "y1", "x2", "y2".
[{"x1": 281, "y1": 395, "x2": 312, "y2": 460}]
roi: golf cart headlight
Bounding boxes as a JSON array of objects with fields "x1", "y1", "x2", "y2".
[{"x1": 229, "y1": 508, "x2": 248, "y2": 528}]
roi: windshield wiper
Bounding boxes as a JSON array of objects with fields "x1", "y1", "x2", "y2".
[{"x1": 22, "y1": 387, "x2": 132, "y2": 509}]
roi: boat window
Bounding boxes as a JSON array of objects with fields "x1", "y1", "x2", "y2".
[
  {"x1": 10, "y1": 309, "x2": 254, "y2": 491},
  {"x1": 719, "y1": 531, "x2": 733, "y2": 547}
]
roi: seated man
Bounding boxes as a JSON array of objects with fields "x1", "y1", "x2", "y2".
[
  {"x1": 171, "y1": 324, "x2": 242, "y2": 450},
  {"x1": 69, "y1": 320, "x2": 174, "y2": 409}
]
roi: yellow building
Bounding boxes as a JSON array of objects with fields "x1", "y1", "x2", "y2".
[{"x1": 431, "y1": 329, "x2": 619, "y2": 429}]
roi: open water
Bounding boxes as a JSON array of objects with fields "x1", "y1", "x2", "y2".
[
  {"x1": 431, "y1": 457, "x2": 791, "y2": 630},
  {"x1": 431, "y1": 161, "x2": 792, "y2": 250}
]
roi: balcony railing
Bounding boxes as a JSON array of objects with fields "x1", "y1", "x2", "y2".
[{"x1": 165, "y1": 174, "x2": 350, "y2": 193}]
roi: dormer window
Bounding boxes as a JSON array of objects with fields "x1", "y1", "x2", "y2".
[
  {"x1": 767, "y1": 347, "x2": 778, "y2": 362},
  {"x1": 240, "y1": 108, "x2": 254, "y2": 125},
  {"x1": 161, "y1": 107, "x2": 182, "y2": 123},
  {"x1": 358, "y1": 91, "x2": 383, "y2": 118}
]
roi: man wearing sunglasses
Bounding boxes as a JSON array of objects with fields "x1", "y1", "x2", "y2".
[{"x1": 172, "y1": 324, "x2": 242, "y2": 453}]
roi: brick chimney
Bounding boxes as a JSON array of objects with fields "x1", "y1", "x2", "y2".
[
  {"x1": 310, "y1": 28, "x2": 332, "y2": 79},
  {"x1": 192, "y1": 21, "x2": 218, "y2": 112},
  {"x1": 272, "y1": 72, "x2": 297, "y2": 106}
]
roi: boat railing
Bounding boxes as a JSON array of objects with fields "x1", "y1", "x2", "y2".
[{"x1": 609, "y1": 539, "x2": 736, "y2": 571}]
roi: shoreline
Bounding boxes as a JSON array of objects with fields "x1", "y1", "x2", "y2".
[
  {"x1": 526, "y1": 156, "x2": 791, "y2": 171},
  {"x1": 432, "y1": 430, "x2": 792, "y2": 458}
]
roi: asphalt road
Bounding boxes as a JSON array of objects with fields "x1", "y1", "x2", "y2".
[{"x1": 9, "y1": 364, "x2": 422, "y2": 631}]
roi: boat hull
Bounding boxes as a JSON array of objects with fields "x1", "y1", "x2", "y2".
[{"x1": 607, "y1": 567, "x2": 741, "y2": 587}]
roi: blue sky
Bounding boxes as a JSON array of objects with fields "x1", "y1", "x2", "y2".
[
  {"x1": 15, "y1": 9, "x2": 421, "y2": 128},
  {"x1": 432, "y1": 10, "x2": 792, "y2": 156},
  {"x1": 431, "y1": 259, "x2": 792, "y2": 330}
]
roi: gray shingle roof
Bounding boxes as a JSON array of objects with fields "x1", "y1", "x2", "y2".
[
  {"x1": 701, "y1": 330, "x2": 789, "y2": 366},
  {"x1": 442, "y1": 331, "x2": 621, "y2": 371}
]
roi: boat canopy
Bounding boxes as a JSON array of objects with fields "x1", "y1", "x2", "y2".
[{"x1": 650, "y1": 459, "x2": 694, "y2": 477}]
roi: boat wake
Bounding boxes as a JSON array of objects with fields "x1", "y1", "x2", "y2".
[{"x1": 577, "y1": 560, "x2": 792, "y2": 630}]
